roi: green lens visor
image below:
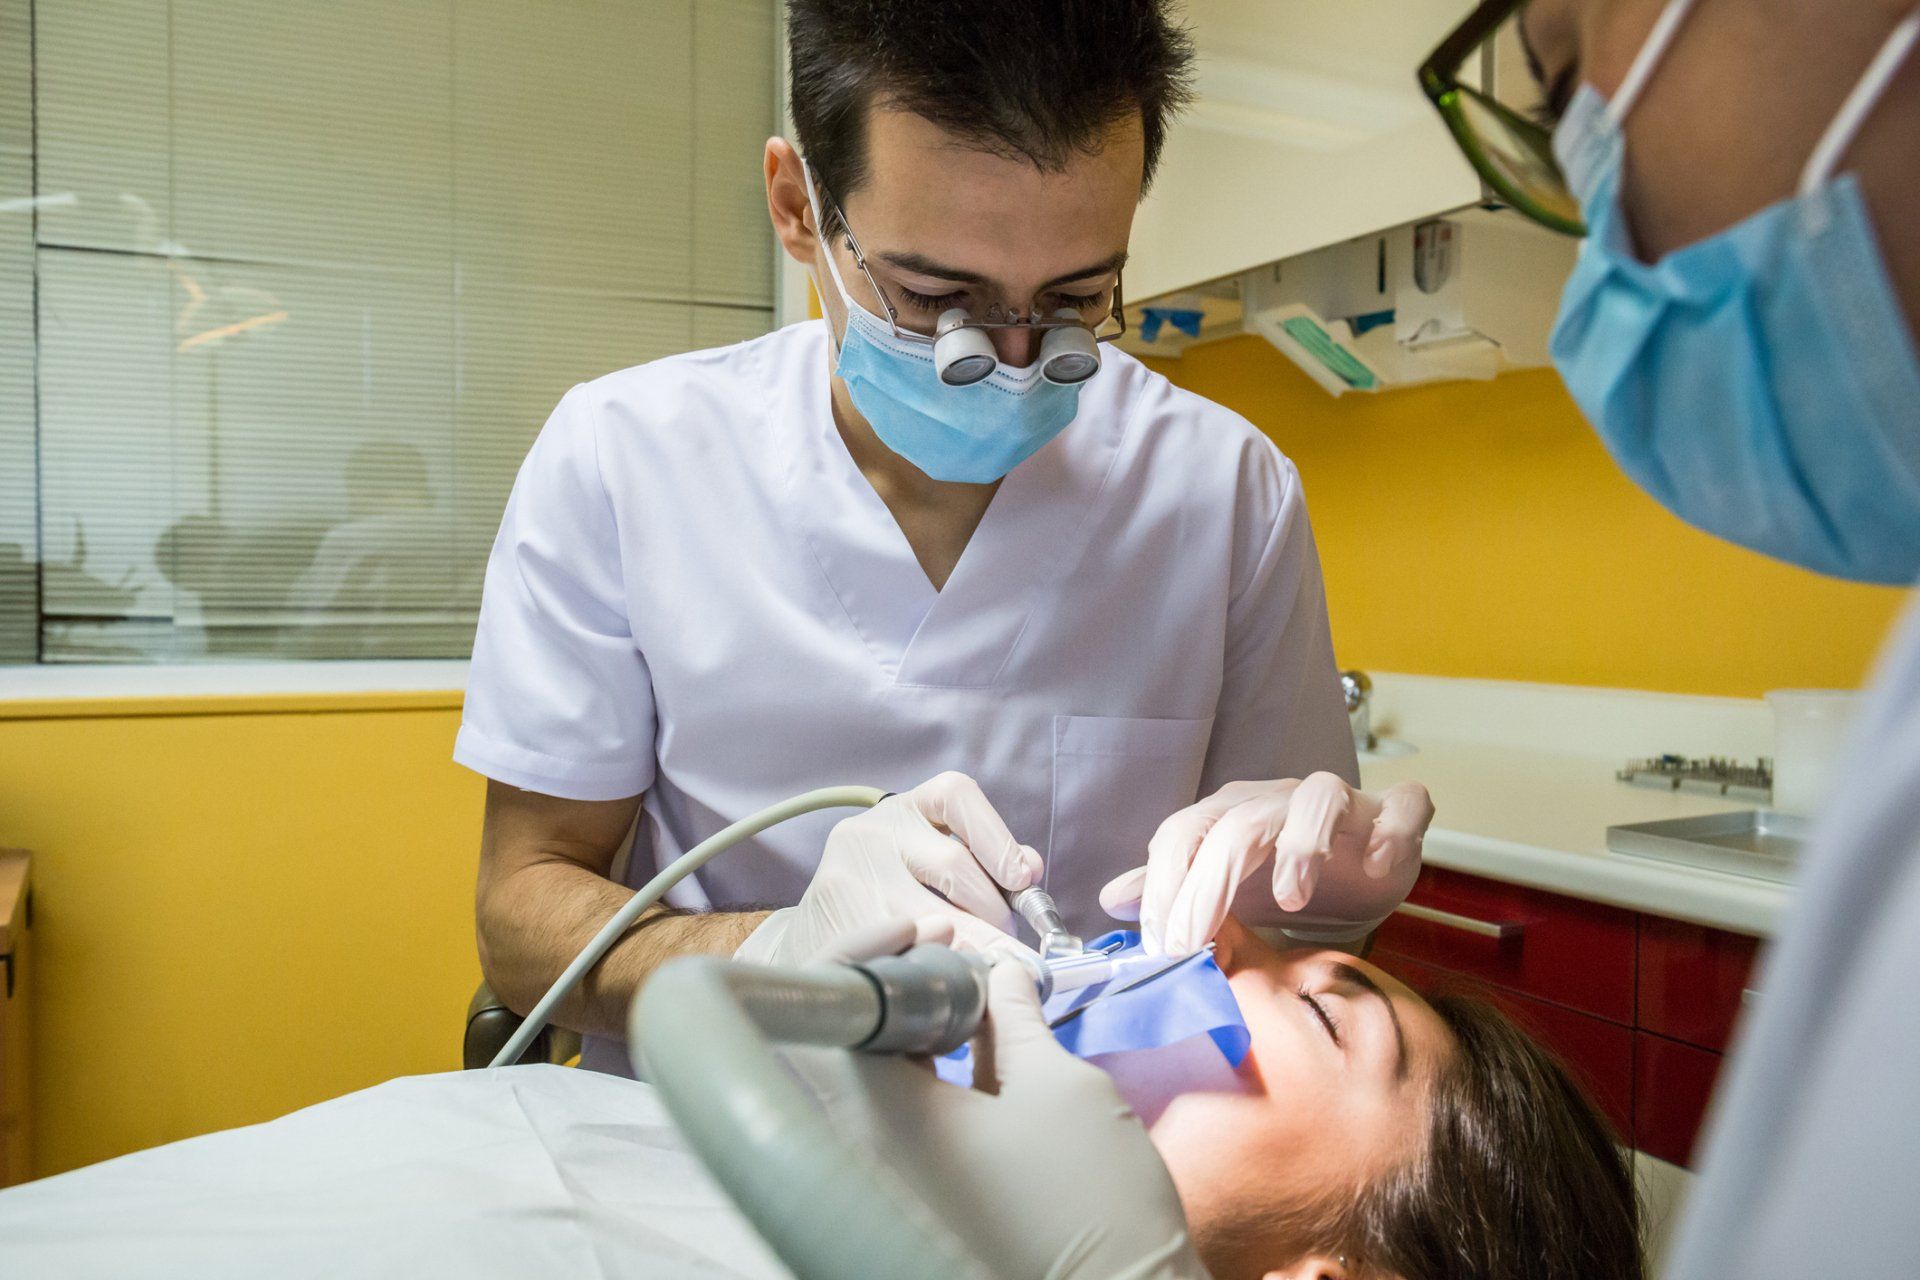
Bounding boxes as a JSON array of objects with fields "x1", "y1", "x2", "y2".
[{"x1": 1419, "y1": 0, "x2": 1585, "y2": 235}]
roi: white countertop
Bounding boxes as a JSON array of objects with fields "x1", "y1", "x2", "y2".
[
  {"x1": 0, "y1": 659, "x2": 469, "y2": 702},
  {"x1": 1359, "y1": 736, "x2": 1788, "y2": 937}
]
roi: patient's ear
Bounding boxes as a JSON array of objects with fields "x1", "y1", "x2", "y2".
[{"x1": 1263, "y1": 1255, "x2": 1350, "y2": 1280}]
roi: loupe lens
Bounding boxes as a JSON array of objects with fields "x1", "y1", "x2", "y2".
[
  {"x1": 940, "y1": 350, "x2": 996, "y2": 386},
  {"x1": 934, "y1": 311, "x2": 997, "y2": 386},
  {"x1": 1038, "y1": 323, "x2": 1099, "y2": 385}
]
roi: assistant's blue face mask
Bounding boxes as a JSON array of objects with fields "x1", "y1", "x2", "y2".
[
  {"x1": 1548, "y1": 1, "x2": 1920, "y2": 585},
  {"x1": 805, "y1": 178, "x2": 1086, "y2": 485}
]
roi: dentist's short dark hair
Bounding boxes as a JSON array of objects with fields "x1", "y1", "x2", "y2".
[{"x1": 786, "y1": 0, "x2": 1194, "y2": 226}]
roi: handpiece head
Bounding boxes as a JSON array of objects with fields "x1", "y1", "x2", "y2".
[{"x1": 1007, "y1": 885, "x2": 1084, "y2": 958}]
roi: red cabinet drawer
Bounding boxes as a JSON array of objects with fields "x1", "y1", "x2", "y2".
[
  {"x1": 1379, "y1": 953, "x2": 1633, "y2": 1139},
  {"x1": 1637, "y1": 918, "x2": 1760, "y2": 1053},
  {"x1": 1372, "y1": 866, "x2": 1637, "y2": 1024},
  {"x1": 1633, "y1": 1032, "x2": 1727, "y2": 1167}
]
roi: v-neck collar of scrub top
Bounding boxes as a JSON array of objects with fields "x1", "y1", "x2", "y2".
[{"x1": 774, "y1": 324, "x2": 1129, "y2": 689}]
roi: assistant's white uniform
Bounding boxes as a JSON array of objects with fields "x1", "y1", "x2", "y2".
[
  {"x1": 454, "y1": 320, "x2": 1354, "y2": 1074},
  {"x1": 1666, "y1": 594, "x2": 1920, "y2": 1276}
]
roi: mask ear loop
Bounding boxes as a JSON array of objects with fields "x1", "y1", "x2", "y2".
[
  {"x1": 1798, "y1": 10, "x2": 1920, "y2": 204},
  {"x1": 1605, "y1": 0, "x2": 1700, "y2": 127},
  {"x1": 799, "y1": 160, "x2": 863, "y2": 360},
  {"x1": 799, "y1": 159, "x2": 942, "y2": 365}
]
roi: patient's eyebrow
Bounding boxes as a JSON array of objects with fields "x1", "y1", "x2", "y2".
[{"x1": 1332, "y1": 962, "x2": 1409, "y2": 1082}]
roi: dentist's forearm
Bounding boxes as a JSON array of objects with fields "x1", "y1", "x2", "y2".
[{"x1": 478, "y1": 857, "x2": 769, "y2": 1040}]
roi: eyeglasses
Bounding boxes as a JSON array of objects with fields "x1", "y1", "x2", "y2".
[
  {"x1": 1419, "y1": 0, "x2": 1585, "y2": 236},
  {"x1": 813, "y1": 179, "x2": 1127, "y2": 386}
]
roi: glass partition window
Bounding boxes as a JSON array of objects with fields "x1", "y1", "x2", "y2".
[{"x1": 0, "y1": 0, "x2": 776, "y2": 664}]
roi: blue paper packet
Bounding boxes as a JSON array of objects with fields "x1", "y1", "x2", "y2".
[{"x1": 936, "y1": 931, "x2": 1249, "y2": 1086}]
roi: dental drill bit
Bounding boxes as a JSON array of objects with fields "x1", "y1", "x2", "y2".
[{"x1": 1007, "y1": 885, "x2": 1084, "y2": 958}]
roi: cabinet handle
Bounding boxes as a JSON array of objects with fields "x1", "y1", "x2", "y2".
[
  {"x1": 1741, "y1": 988, "x2": 1761, "y2": 1007},
  {"x1": 1392, "y1": 902, "x2": 1524, "y2": 940}
]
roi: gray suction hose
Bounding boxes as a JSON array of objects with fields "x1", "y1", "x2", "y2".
[
  {"x1": 488, "y1": 784, "x2": 888, "y2": 1069},
  {"x1": 632, "y1": 948, "x2": 994, "y2": 1280}
]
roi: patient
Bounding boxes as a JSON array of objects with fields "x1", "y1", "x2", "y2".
[
  {"x1": 0, "y1": 920, "x2": 1641, "y2": 1280},
  {"x1": 1094, "y1": 918, "x2": 1643, "y2": 1280},
  {"x1": 806, "y1": 914, "x2": 1642, "y2": 1279}
]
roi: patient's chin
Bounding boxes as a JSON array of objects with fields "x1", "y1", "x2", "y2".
[{"x1": 1089, "y1": 1035, "x2": 1257, "y2": 1128}]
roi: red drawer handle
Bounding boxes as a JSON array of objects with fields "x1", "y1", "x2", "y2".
[{"x1": 1393, "y1": 902, "x2": 1524, "y2": 940}]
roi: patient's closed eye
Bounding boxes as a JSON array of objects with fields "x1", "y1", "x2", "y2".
[{"x1": 1296, "y1": 987, "x2": 1342, "y2": 1046}]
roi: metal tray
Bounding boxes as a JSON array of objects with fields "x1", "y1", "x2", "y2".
[{"x1": 1606, "y1": 809, "x2": 1810, "y2": 884}]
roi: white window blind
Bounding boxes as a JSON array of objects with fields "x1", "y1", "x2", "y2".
[
  {"x1": 8, "y1": 0, "x2": 776, "y2": 663},
  {"x1": 0, "y1": 0, "x2": 33, "y2": 663}
]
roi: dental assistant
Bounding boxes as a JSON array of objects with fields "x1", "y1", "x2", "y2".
[
  {"x1": 458, "y1": 0, "x2": 1433, "y2": 1078},
  {"x1": 915, "y1": 0, "x2": 1920, "y2": 1275},
  {"x1": 1513, "y1": 2, "x2": 1920, "y2": 1276}
]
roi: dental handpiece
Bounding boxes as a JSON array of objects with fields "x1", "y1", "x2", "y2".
[
  {"x1": 1007, "y1": 885, "x2": 1083, "y2": 958},
  {"x1": 770, "y1": 889, "x2": 1109, "y2": 1058},
  {"x1": 843, "y1": 938, "x2": 1182, "y2": 1050}
]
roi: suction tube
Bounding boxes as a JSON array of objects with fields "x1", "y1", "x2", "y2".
[
  {"x1": 487, "y1": 784, "x2": 888, "y2": 1069},
  {"x1": 633, "y1": 952, "x2": 994, "y2": 1280}
]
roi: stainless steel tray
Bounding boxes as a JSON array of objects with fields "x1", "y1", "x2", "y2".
[{"x1": 1606, "y1": 809, "x2": 1809, "y2": 884}]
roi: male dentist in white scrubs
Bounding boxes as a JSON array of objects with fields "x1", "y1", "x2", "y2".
[
  {"x1": 457, "y1": 0, "x2": 1435, "y2": 1078},
  {"x1": 890, "y1": 0, "x2": 1920, "y2": 1274}
]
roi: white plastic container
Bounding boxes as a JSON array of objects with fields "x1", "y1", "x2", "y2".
[{"x1": 1765, "y1": 689, "x2": 1863, "y2": 815}]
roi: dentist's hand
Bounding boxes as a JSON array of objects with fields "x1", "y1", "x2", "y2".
[
  {"x1": 1100, "y1": 773, "x2": 1434, "y2": 955},
  {"x1": 735, "y1": 772, "x2": 1044, "y2": 966}
]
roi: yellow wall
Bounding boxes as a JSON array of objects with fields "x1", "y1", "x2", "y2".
[
  {"x1": 2, "y1": 339, "x2": 1909, "y2": 1182},
  {"x1": 1146, "y1": 336, "x2": 1909, "y2": 697},
  {"x1": 0, "y1": 693, "x2": 483, "y2": 1178}
]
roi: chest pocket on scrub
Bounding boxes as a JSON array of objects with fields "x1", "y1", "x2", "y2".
[{"x1": 1046, "y1": 714, "x2": 1215, "y2": 934}]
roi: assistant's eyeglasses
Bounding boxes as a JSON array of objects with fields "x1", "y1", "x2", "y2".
[{"x1": 1420, "y1": 0, "x2": 1585, "y2": 236}]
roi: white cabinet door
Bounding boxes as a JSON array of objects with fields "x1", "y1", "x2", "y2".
[{"x1": 1127, "y1": 0, "x2": 1484, "y2": 302}]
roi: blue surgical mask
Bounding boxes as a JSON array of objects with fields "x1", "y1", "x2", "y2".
[
  {"x1": 1548, "y1": 0, "x2": 1920, "y2": 585},
  {"x1": 804, "y1": 178, "x2": 1085, "y2": 485},
  {"x1": 827, "y1": 295, "x2": 1084, "y2": 484}
]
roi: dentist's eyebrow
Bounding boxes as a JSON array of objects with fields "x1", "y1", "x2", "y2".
[
  {"x1": 1039, "y1": 251, "x2": 1127, "y2": 290},
  {"x1": 878, "y1": 250, "x2": 987, "y2": 284},
  {"x1": 877, "y1": 250, "x2": 1128, "y2": 292},
  {"x1": 1332, "y1": 962, "x2": 1409, "y2": 1082}
]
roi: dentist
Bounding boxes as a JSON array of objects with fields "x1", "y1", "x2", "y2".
[{"x1": 458, "y1": 0, "x2": 1434, "y2": 1080}]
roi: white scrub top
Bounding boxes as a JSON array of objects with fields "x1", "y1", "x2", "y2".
[
  {"x1": 454, "y1": 320, "x2": 1353, "y2": 1073},
  {"x1": 1664, "y1": 593, "x2": 1920, "y2": 1276}
]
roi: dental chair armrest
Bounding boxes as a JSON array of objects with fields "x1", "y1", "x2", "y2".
[{"x1": 463, "y1": 979, "x2": 582, "y2": 1070}]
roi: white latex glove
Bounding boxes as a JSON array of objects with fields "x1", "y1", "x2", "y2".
[
  {"x1": 735, "y1": 772, "x2": 1044, "y2": 966},
  {"x1": 790, "y1": 945, "x2": 1207, "y2": 1280},
  {"x1": 1100, "y1": 772, "x2": 1434, "y2": 955},
  {"x1": 803, "y1": 914, "x2": 957, "y2": 964}
]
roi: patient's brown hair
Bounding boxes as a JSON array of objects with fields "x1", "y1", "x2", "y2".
[{"x1": 1325, "y1": 994, "x2": 1643, "y2": 1280}]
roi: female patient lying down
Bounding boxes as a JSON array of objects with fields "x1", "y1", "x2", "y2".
[
  {"x1": 0, "y1": 920, "x2": 1642, "y2": 1280},
  {"x1": 1119, "y1": 919, "x2": 1641, "y2": 1280},
  {"x1": 807, "y1": 916, "x2": 1643, "y2": 1280}
]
